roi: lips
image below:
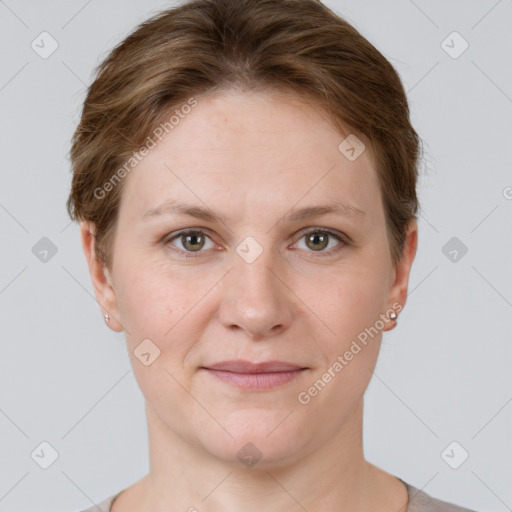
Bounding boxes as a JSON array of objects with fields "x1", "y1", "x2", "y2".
[
  {"x1": 202, "y1": 360, "x2": 307, "y2": 373},
  {"x1": 201, "y1": 360, "x2": 308, "y2": 391}
]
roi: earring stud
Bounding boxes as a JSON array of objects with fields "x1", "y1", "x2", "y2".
[
  {"x1": 104, "y1": 313, "x2": 110, "y2": 325},
  {"x1": 389, "y1": 311, "x2": 397, "y2": 320}
]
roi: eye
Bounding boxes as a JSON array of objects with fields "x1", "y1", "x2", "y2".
[
  {"x1": 165, "y1": 229, "x2": 215, "y2": 257},
  {"x1": 293, "y1": 228, "x2": 347, "y2": 255},
  {"x1": 164, "y1": 227, "x2": 348, "y2": 259}
]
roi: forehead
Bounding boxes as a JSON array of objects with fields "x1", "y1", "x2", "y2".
[{"x1": 119, "y1": 88, "x2": 382, "y2": 225}]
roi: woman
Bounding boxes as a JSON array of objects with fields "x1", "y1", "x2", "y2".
[{"x1": 67, "y1": 0, "x2": 478, "y2": 510}]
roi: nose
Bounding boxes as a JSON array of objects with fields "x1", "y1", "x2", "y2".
[{"x1": 217, "y1": 241, "x2": 294, "y2": 339}]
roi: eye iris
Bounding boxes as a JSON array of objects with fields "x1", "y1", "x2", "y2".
[
  {"x1": 182, "y1": 232, "x2": 204, "y2": 251},
  {"x1": 306, "y1": 232, "x2": 328, "y2": 251}
]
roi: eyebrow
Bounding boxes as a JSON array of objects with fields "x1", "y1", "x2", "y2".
[{"x1": 141, "y1": 199, "x2": 365, "y2": 224}]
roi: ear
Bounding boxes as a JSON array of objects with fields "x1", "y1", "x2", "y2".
[
  {"x1": 80, "y1": 221, "x2": 123, "y2": 332},
  {"x1": 382, "y1": 218, "x2": 418, "y2": 331}
]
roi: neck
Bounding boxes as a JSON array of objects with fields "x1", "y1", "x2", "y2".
[{"x1": 120, "y1": 399, "x2": 404, "y2": 512}]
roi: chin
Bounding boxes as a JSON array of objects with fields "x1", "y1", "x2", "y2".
[
  {"x1": 208, "y1": 437, "x2": 306, "y2": 470},
  {"x1": 198, "y1": 412, "x2": 309, "y2": 469}
]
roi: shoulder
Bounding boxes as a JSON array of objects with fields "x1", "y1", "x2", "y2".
[
  {"x1": 78, "y1": 490, "x2": 123, "y2": 512},
  {"x1": 402, "y1": 480, "x2": 478, "y2": 512}
]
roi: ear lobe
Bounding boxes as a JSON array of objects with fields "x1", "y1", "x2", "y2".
[{"x1": 80, "y1": 221, "x2": 123, "y2": 332}]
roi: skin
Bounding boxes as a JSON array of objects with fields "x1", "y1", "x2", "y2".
[{"x1": 81, "y1": 86, "x2": 417, "y2": 512}]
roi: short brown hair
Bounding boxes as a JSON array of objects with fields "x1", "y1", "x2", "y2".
[{"x1": 66, "y1": 0, "x2": 421, "y2": 269}]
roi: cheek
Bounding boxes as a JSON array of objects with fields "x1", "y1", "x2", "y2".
[
  {"x1": 301, "y1": 273, "x2": 385, "y2": 414},
  {"x1": 114, "y1": 263, "x2": 181, "y2": 343},
  {"x1": 318, "y1": 266, "x2": 388, "y2": 341},
  {"x1": 299, "y1": 266, "x2": 389, "y2": 399},
  {"x1": 115, "y1": 265, "x2": 207, "y2": 375},
  {"x1": 117, "y1": 270, "x2": 194, "y2": 405}
]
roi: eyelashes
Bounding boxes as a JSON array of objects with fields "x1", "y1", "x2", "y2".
[{"x1": 163, "y1": 227, "x2": 349, "y2": 259}]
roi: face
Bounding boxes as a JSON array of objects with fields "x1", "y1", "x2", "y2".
[{"x1": 82, "y1": 87, "x2": 417, "y2": 468}]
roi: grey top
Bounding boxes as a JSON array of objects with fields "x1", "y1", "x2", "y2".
[{"x1": 79, "y1": 479, "x2": 478, "y2": 511}]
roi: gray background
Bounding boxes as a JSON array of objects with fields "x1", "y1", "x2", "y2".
[{"x1": 0, "y1": 0, "x2": 511, "y2": 511}]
